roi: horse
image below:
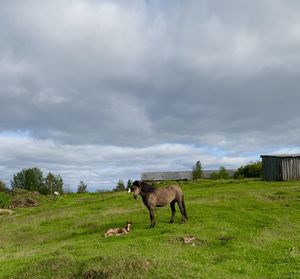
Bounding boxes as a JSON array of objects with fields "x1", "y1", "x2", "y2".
[
  {"x1": 104, "y1": 221, "x2": 132, "y2": 237},
  {"x1": 132, "y1": 180, "x2": 187, "y2": 228}
]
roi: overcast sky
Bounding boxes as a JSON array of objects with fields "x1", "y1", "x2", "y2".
[{"x1": 1, "y1": 0, "x2": 300, "y2": 191}]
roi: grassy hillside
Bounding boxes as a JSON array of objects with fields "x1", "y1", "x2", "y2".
[{"x1": 0, "y1": 180, "x2": 300, "y2": 279}]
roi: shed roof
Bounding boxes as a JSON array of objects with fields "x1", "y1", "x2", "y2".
[
  {"x1": 141, "y1": 169, "x2": 236, "y2": 181},
  {"x1": 141, "y1": 171, "x2": 192, "y2": 181},
  {"x1": 261, "y1": 154, "x2": 300, "y2": 158}
]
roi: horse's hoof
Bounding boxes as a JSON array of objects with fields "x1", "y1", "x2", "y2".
[{"x1": 170, "y1": 220, "x2": 174, "y2": 224}]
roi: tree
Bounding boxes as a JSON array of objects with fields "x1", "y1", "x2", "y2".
[
  {"x1": 77, "y1": 180, "x2": 88, "y2": 193},
  {"x1": 218, "y1": 166, "x2": 230, "y2": 179},
  {"x1": 127, "y1": 179, "x2": 133, "y2": 190},
  {"x1": 209, "y1": 171, "x2": 220, "y2": 180},
  {"x1": 234, "y1": 161, "x2": 262, "y2": 179},
  {"x1": 55, "y1": 175, "x2": 64, "y2": 193},
  {"x1": 11, "y1": 171, "x2": 26, "y2": 190},
  {"x1": 114, "y1": 180, "x2": 125, "y2": 191},
  {"x1": 45, "y1": 172, "x2": 64, "y2": 195},
  {"x1": 210, "y1": 166, "x2": 230, "y2": 180},
  {"x1": 192, "y1": 161, "x2": 203, "y2": 180},
  {"x1": 0, "y1": 180, "x2": 8, "y2": 192},
  {"x1": 11, "y1": 168, "x2": 46, "y2": 194}
]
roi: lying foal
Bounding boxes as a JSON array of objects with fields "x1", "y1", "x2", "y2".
[{"x1": 104, "y1": 222, "x2": 132, "y2": 237}]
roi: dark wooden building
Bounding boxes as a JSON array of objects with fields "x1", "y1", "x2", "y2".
[{"x1": 260, "y1": 154, "x2": 300, "y2": 181}]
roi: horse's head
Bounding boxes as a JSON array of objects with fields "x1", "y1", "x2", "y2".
[{"x1": 132, "y1": 180, "x2": 141, "y2": 199}]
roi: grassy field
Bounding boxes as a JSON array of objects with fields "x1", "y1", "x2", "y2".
[{"x1": 0, "y1": 180, "x2": 300, "y2": 279}]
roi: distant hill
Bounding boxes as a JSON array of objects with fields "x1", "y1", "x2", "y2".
[{"x1": 141, "y1": 169, "x2": 236, "y2": 181}]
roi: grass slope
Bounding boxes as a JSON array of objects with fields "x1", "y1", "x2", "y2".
[{"x1": 0, "y1": 180, "x2": 300, "y2": 279}]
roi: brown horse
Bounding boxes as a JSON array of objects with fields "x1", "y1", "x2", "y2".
[{"x1": 132, "y1": 180, "x2": 187, "y2": 228}]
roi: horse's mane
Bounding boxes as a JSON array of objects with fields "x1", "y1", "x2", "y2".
[{"x1": 139, "y1": 181, "x2": 156, "y2": 193}]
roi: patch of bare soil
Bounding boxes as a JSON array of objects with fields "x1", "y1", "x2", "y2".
[
  {"x1": 169, "y1": 235, "x2": 207, "y2": 247},
  {"x1": 10, "y1": 189, "x2": 41, "y2": 208}
]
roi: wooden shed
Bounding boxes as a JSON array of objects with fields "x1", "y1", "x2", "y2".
[
  {"x1": 260, "y1": 154, "x2": 300, "y2": 181},
  {"x1": 141, "y1": 171, "x2": 193, "y2": 182}
]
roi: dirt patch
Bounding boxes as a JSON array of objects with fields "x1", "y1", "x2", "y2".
[
  {"x1": 183, "y1": 235, "x2": 196, "y2": 245},
  {"x1": 10, "y1": 189, "x2": 41, "y2": 208},
  {"x1": 170, "y1": 235, "x2": 206, "y2": 247}
]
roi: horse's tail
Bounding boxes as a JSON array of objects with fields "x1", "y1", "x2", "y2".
[{"x1": 182, "y1": 195, "x2": 188, "y2": 220}]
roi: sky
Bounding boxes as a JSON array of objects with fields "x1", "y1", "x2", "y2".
[{"x1": 1, "y1": 0, "x2": 300, "y2": 191}]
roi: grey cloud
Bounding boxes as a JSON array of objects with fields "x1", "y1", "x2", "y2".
[{"x1": 0, "y1": 136, "x2": 258, "y2": 191}]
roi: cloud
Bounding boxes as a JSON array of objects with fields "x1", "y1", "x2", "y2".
[
  {"x1": 0, "y1": 134, "x2": 259, "y2": 191},
  {"x1": 1, "y1": 0, "x2": 300, "y2": 189}
]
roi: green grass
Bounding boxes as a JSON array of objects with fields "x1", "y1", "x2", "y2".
[
  {"x1": 0, "y1": 180, "x2": 300, "y2": 278},
  {"x1": 0, "y1": 192, "x2": 11, "y2": 209}
]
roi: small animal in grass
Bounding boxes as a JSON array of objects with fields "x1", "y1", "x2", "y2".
[{"x1": 104, "y1": 222, "x2": 132, "y2": 237}]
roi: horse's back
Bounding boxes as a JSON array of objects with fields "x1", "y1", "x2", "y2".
[
  {"x1": 169, "y1": 185, "x2": 184, "y2": 199},
  {"x1": 161, "y1": 185, "x2": 184, "y2": 201}
]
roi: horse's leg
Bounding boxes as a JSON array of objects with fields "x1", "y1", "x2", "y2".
[
  {"x1": 170, "y1": 200, "x2": 176, "y2": 223},
  {"x1": 177, "y1": 199, "x2": 186, "y2": 224},
  {"x1": 148, "y1": 206, "x2": 156, "y2": 228}
]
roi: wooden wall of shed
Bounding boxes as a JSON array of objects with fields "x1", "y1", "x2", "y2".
[
  {"x1": 262, "y1": 157, "x2": 282, "y2": 181},
  {"x1": 282, "y1": 157, "x2": 300, "y2": 180},
  {"x1": 262, "y1": 156, "x2": 300, "y2": 181}
]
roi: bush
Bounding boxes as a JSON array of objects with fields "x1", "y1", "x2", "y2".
[
  {"x1": 0, "y1": 192, "x2": 11, "y2": 208},
  {"x1": 210, "y1": 166, "x2": 230, "y2": 180},
  {"x1": 219, "y1": 166, "x2": 230, "y2": 179},
  {"x1": 234, "y1": 161, "x2": 262, "y2": 179},
  {"x1": 77, "y1": 181, "x2": 88, "y2": 193},
  {"x1": 209, "y1": 172, "x2": 220, "y2": 180},
  {"x1": 114, "y1": 180, "x2": 125, "y2": 191},
  {"x1": 0, "y1": 180, "x2": 9, "y2": 192}
]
